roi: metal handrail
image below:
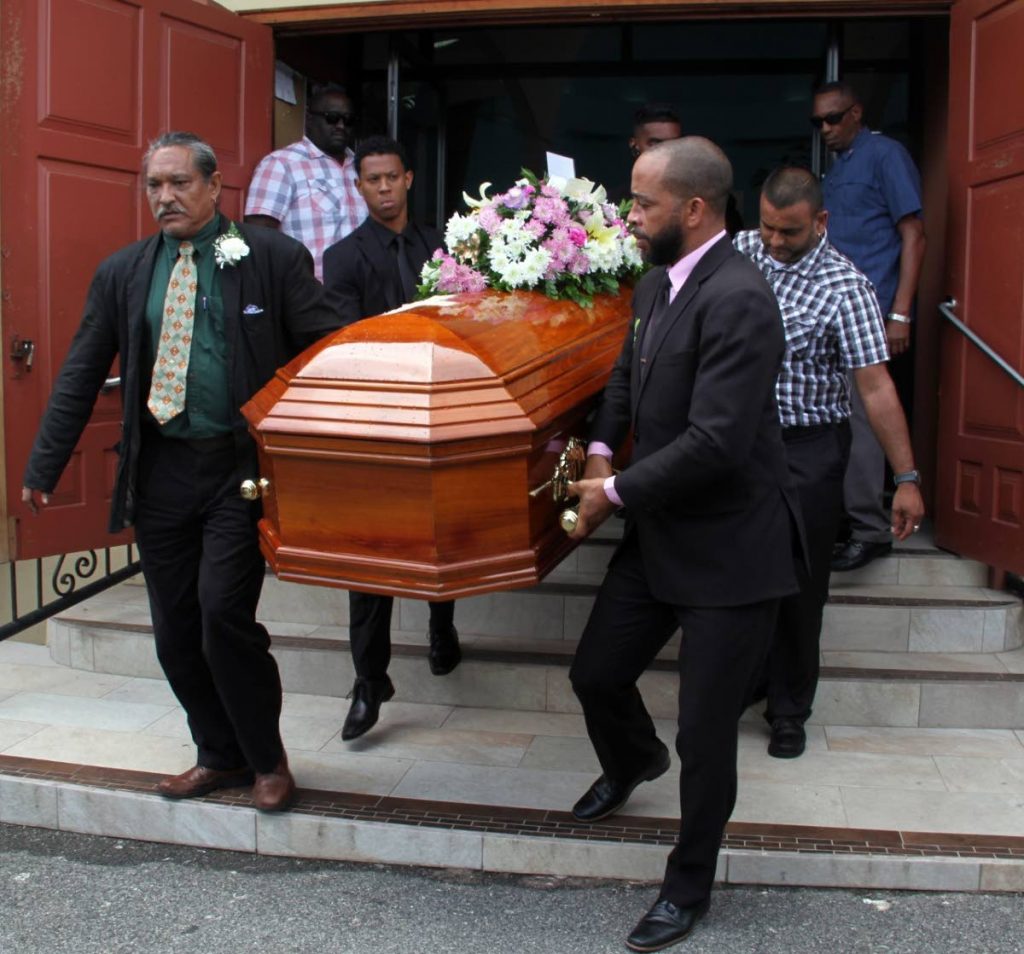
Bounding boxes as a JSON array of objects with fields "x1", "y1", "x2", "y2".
[{"x1": 939, "y1": 299, "x2": 1024, "y2": 389}]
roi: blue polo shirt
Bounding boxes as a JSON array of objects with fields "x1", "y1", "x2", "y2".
[{"x1": 821, "y1": 128, "x2": 922, "y2": 313}]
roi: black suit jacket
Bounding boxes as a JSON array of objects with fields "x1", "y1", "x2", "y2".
[
  {"x1": 23, "y1": 218, "x2": 342, "y2": 532},
  {"x1": 321, "y1": 218, "x2": 442, "y2": 324},
  {"x1": 591, "y1": 235, "x2": 802, "y2": 607}
]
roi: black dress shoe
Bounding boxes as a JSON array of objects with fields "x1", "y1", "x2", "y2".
[
  {"x1": 572, "y1": 747, "x2": 671, "y2": 822},
  {"x1": 626, "y1": 897, "x2": 710, "y2": 952},
  {"x1": 428, "y1": 626, "x2": 462, "y2": 676},
  {"x1": 341, "y1": 676, "x2": 395, "y2": 741},
  {"x1": 768, "y1": 717, "x2": 806, "y2": 759},
  {"x1": 830, "y1": 539, "x2": 892, "y2": 572}
]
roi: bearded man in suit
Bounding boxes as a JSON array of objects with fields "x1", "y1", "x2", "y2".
[
  {"x1": 567, "y1": 137, "x2": 802, "y2": 951},
  {"x1": 322, "y1": 136, "x2": 461, "y2": 742},
  {"x1": 22, "y1": 131, "x2": 343, "y2": 812}
]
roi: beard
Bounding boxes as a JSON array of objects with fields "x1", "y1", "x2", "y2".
[{"x1": 645, "y1": 220, "x2": 684, "y2": 266}]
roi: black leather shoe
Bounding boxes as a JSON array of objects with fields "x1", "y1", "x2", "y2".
[
  {"x1": 831, "y1": 539, "x2": 892, "y2": 572},
  {"x1": 428, "y1": 626, "x2": 462, "y2": 676},
  {"x1": 341, "y1": 676, "x2": 395, "y2": 741},
  {"x1": 571, "y1": 747, "x2": 671, "y2": 822},
  {"x1": 626, "y1": 897, "x2": 710, "y2": 952},
  {"x1": 768, "y1": 717, "x2": 806, "y2": 759}
]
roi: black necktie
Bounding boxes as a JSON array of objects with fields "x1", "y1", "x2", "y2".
[
  {"x1": 393, "y1": 232, "x2": 417, "y2": 304},
  {"x1": 640, "y1": 273, "x2": 672, "y2": 370}
]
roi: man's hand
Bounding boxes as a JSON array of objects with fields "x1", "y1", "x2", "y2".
[
  {"x1": 890, "y1": 483, "x2": 925, "y2": 541},
  {"x1": 886, "y1": 319, "x2": 911, "y2": 357},
  {"x1": 22, "y1": 486, "x2": 50, "y2": 515},
  {"x1": 566, "y1": 477, "x2": 616, "y2": 540}
]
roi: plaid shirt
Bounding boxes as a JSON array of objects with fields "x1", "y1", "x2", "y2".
[
  {"x1": 245, "y1": 137, "x2": 367, "y2": 281},
  {"x1": 735, "y1": 229, "x2": 889, "y2": 427}
]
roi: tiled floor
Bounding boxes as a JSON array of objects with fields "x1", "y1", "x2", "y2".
[{"x1": 2, "y1": 639, "x2": 1024, "y2": 836}]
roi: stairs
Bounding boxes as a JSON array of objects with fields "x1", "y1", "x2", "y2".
[
  {"x1": 2, "y1": 523, "x2": 1022, "y2": 894},
  {"x1": 48, "y1": 524, "x2": 1023, "y2": 729}
]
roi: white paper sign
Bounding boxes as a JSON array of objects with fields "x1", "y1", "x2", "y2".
[
  {"x1": 274, "y1": 62, "x2": 299, "y2": 105},
  {"x1": 545, "y1": 152, "x2": 576, "y2": 180}
]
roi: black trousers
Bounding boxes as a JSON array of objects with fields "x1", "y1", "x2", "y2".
[
  {"x1": 570, "y1": 531, "x2": 778, "y2": 907},
  {"x1": 133, "y1": 431, "x2": 283, "y2": 773},
  {"x1": 766, "y1": 421, "x2": 852, "y2": 722},
  {"x1": 348, "y1": 591, "x2": 455, "y2": 682}
]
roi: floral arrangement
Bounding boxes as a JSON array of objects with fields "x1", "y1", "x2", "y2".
[
  {"x1": 213, "y1": 222, "x2": 250, "y2": 269},
  {"x1": 419, "y1": 170, "x2": 644, "y2": 307}
]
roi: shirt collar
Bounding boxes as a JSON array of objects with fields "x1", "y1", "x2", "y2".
[
  {"x1": 302, "y1": 135, "x2": 355, "y2": 166},
  {"x1": 836, "y1": 126, "x2": 872, "y2": 160},
  {"x1": 163, "y1": 213, "x2": 221, "y2": 259},
  {"x1": 759, "y1": 229, "x2": 830, "y2": 278},
  {"x1": 666, "y1": 229, "x2": 726, "y2": 301}
]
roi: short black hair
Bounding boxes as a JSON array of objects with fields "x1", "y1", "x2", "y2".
[
  {"x1": 308, "y1": 82, "x2": 351, "y2": 109},
  {"x1": 813, "y1": 80, "x2": 861, "y2": 104},
  {"x1": 656, "y1": 137, "x2": 732, "y2": 217},
  {"x1": 762, "y1": 167, "x2": 823, "y2": 213},
  {"x1": 354, "y1": 136, "x2": 410, "y2": 177},
  {"x1": 634, "y1": 102, "x2": 682, "y2": 130}
]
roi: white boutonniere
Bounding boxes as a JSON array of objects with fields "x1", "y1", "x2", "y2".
[{"x1": 213, "y1": 222, "x2": 250, "y2": 269}]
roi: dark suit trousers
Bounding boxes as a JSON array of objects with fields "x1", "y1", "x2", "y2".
[
  {"x1": 766, "y1": 421, "x2": 852, "y2": 722},
  {"x1": 349, "y1": 591, "x2": 456, "y2": 682},
  {"x1": 133, "y1": 430, "x2": 283, "y2": 773},
  {"x1": 570, "y1": 531, "x2": 778, "y2": 906}
]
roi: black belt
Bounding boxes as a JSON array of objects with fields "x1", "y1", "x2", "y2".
[{"x1": 781, "y1": 420, "x2": 847, "y2": 441}]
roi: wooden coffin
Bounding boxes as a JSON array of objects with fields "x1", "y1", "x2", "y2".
[{"x1": 241, "y1": 288, "x2": 631, "y2": 599}]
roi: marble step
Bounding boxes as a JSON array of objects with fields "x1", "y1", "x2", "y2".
[
  {"x1": 49, "y1": 598, "x2": 1024, "y2": 729},
  {"x1": 4, "y1": 636, "x2": 1023, "y2": 893}
]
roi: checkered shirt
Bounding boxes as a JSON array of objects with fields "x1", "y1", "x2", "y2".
[
  {"x1": 734, "y1": 229, "x2": 889, "y2": 427},
  {"x1": 245, "y1": 137, "x2": 367, "y2": 281}
]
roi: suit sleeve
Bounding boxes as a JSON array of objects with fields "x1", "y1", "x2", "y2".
[
  {"x1": 615, "y1": 283, "x2": 784, "y2": 510},
  {"x1": 23, "y1": 263, "x2": 121, "y2": 492},
  {"x1": 588, "y1": 285, "x2": 644, "y2": 452},
  {"x1": 278, "y1": 239, "x2": 346, "y2": 355},
  {"x1": 322, "y1": 242, "x2": 366, "y2": 328}
]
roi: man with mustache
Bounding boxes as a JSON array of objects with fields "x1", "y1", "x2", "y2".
[
  {"x1": 566, "y1": 137, "x2": 802, "y2": 950},
  {"x1": 245, "y1": 83, "x2": 367, "y2": 281},
  {"x1": 22, "y1": 132, "x2": 342, "y2": 811}
]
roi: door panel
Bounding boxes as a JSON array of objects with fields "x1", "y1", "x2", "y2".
[
  {"x1": 935, "y1": 0, "x2": 1024, "y2": 574},
  {"x1": 1, "y1": 0, "x2": 272, "y2": 559}
]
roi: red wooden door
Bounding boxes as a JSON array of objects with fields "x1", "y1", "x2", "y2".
[
  {"x1": 935, "y1": 0, "x2": 1024, "y2": 575},
  {"x1": 0, "y1": 0, "x2": 272, "y2": 559}
]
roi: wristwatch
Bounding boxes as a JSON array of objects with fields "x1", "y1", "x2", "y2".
[
  {"x1": 887, "y1": 312, "x2": 912, "y2": 324},
  {"x1": 893, "y1": 469, "x2": 921, "y2": 486}
]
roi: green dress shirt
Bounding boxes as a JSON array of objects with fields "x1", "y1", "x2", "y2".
[{"x1": 144, "y1": 215, "x2": 233, "y2": 437}]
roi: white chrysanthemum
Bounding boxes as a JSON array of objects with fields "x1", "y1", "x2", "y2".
[
  {"x1": 445, "y1": 213, "x2": 478, "y2": 249},
  {"x1": 584, "y1": 237, "x2": 624, "y2": 272},
  {"x1": 622, "y1": 236, "x2": 644, "y2": 269},
  {"x1": 492, "y1": 245, "x2": 550, "y2": 288}
]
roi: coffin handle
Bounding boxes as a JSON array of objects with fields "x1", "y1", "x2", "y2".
[
  {"x1": 529, "y1": 436, "x2": 586, "y2": 502},
  {"x1": 240, "y1": 477, "x2": 272, "y2": 501}
]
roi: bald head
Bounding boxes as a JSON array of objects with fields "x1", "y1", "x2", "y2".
[{"x1": 648, "y1": 137, "x2": 733, "y2": 218}]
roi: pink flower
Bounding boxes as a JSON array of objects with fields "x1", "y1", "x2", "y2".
[
  {"x1": 567, "y1": 226, "x2": 587, "y2": 248},
  {"x1": 435, "y1": 254, "x2": 487, "y2": 293}
]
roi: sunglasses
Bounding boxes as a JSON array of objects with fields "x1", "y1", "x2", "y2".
[
  {"x1": 309, "y1": 110, "x2": 357, "y2": 127},
  {"x1": 810, "y1": 105, "x2": 853, "y2": 129}
]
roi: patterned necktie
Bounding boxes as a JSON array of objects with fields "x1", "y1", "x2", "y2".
[{"x1": 147, "y1": 241, "x2": 197, "y2": 424}]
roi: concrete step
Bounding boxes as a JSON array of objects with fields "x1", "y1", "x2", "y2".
[{"x1": 49, "y1": 593, "x2": 1024, "y2": 729}]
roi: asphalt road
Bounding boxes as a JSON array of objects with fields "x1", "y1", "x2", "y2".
[{"x1": 1, "y1": 823, "x2": 1021, "y2": 954}]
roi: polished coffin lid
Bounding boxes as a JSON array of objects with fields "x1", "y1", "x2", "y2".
[{"x1": 242, "y1": 288, "x2": 631, "y2": 599}]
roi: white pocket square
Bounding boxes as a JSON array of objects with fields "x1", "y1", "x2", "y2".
[{"x1": 243, "y1": 304, "x2": 264, "y2": 316}]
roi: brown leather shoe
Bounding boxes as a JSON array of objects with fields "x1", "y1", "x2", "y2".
[
  {"x1": 156, "y1": 764, "x2": 254, "y2": 800},
  {"x1": 252, "y1": 756, "x2": 296, "y2": 812}
]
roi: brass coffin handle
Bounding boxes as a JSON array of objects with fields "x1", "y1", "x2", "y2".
[
  {"x1": 529, "y1": 437, "x2": 586, "y2": 502},
  {"x1": 240, "y1": 477, "x2": 271, "y2": 501}
]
